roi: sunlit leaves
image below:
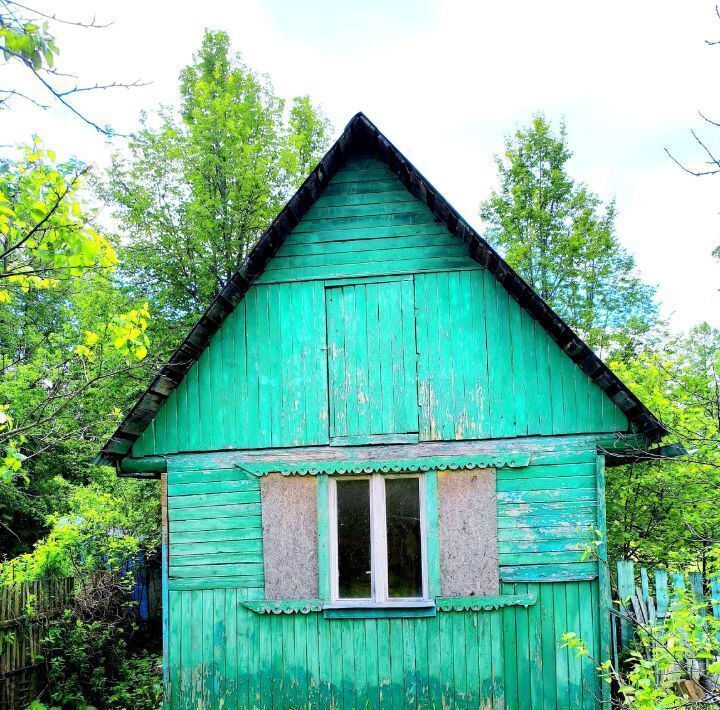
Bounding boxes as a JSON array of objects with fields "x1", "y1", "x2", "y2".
[
  {"x1": 607, "y1": 324, "x2": 720, "y2": 570},
  {"x1": 564, "y1": 592, "x2": 720, "y2": 708},
  {"x1": 0, "y1": 142, "x2": 117, "y2": 301},
  {"x1": 0, "y1": 470, "x2": 160, "y2": 583},
  {"x1": 109, "y1": 303, "x2": 150, "y2": 362},
  {"x1": 0, "y1": 143, "x2": 151, "y2": 488},
  {"x1": 0, "y1": 17, "x2": 58, "y2": 71}
]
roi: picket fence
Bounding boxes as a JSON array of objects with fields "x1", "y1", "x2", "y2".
[
  {"x1": 614, "y1": 560, "x2": 720, "y2": 702},
  {"x1": 0, "y1": 578, "x2": 74, "y2": 709}
]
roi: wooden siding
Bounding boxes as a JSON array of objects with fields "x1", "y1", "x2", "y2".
[
  {"x1": 132, "y1": 271, "x2": 628, "y2": 457},
  {"x1": 130, "y1": 153, "x2": 629, "y2": 458},
  {"x1": 255, "y1": 156, "x2": 474, "y2": 284},
  {"x1": 164, "y1": 447, "x2": 604, "y2": 708},
  {"x1": 497, "y1": 452, "x2": 598, "y2": 584},
  {"x1": 167, "y1": 467, "x2": 264, "y2": 592},
  {"x1": 166, "y1": 581, "x2": 600, "y2": 710},
  {"x1": 133, "y1": 281, "x2": 329, "y2": 456},
  {"x1": 416, "y1": 269, "x2": 628, "y2": 441}
]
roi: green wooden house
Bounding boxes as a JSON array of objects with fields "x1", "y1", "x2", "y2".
[{"x1": 97, "y1": 113, "x2": 666, "y2": 709}]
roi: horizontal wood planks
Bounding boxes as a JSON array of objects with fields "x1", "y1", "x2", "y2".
[
  {"x1": 166, "y1": 466, "x2": 264, "y2": 592},
  {"x1": 497, "y1": 453, "x2": 599, "y2": 583},
  {"x1": 166, "y1": 580, "x2": 600, "y2": 709},
  {"x1": 255, "y1": 156, "x2": 473, "y2": 284},
  {"x1": 416, "y1": 270, "x2": 628, "y2": 441}
]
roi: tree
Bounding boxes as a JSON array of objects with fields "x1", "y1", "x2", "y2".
[
  {"x1": 0, "y1": 141, "x2": 117, "y2": 301},
  {"x1": 606, "y1": 324, "x2": 720, "y2": 573},
  {"x1": 0, "y1": 3, "x2": 153, "y2": 561},
  {"x1": 102, "y1": 30, "x2": 331, "y2": 329},
  {"x1": 0, "y1": 141, "x2": 151, "y2": 489},
  {"x1": 479, "y1": 115, "x2": 657, "y2": 357}
]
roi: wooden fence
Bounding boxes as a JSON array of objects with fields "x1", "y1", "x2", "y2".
[
  {"x1": 0, "y1": 578, "x2": 74, "y2": 710},
  {"x1": 613, "y1": 560, "x2": 720, "y2": 701}
]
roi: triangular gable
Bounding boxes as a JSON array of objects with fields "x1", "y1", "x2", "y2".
[{"x1": 97, "y1": 113, "x2": 664, "y2": 464}]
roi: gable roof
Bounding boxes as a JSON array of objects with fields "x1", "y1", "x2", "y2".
[{"x1": 96, "y1": 112, "x2": 666, "y2": 465}]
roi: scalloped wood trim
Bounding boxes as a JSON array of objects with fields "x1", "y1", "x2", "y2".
[
  {"x1": 435, "y1": 593, "x2": 537, "y2": 612},
  {"x1": 237, "y1": 453, "x2": 531, "y2": 477},
  {"x1": 242, "y1": 594, "x2": 537, "y2": 615},
  {"x1": 241, "y1": 599, "x2": 323, "y2": 615}
]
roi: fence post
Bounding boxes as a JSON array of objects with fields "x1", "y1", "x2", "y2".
[
  {"x1": 655, "y1": 570, "x2": 669, "y2": 619},
  {"x1": 0, "y1": 577, "x2": 75, "y2": 708},
  {"x1": 617, "y1": 560, "x2": 635, "y2": 652},
  {"x1": 689, "y1": 573, "x2": 704, "y2": 608},
  {"x1": 711, "y1": 576, "x2": 720, "y2": 634},
  {"x1": 673, "y1": 572, "x2": 686, "y2": 599},
  {"x1": 640, "y1": 568, "x2": 650, "y2": 606}
]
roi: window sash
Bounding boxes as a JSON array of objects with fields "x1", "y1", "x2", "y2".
[{"x1": 329, "y1": 474, "x2": 428, "y2": 605}]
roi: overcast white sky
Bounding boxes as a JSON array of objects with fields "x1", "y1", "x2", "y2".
[{"x1": 3, "y1": 0, "x2": 720, "y2": 331}]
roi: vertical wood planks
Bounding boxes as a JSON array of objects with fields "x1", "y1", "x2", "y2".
[
  {"x1": 595, "y1": 455, "x2": 613, "y2": 707},
  {"x1": 424, "y1": 471, "x2": 441, "y2": 598},
  {"x1": 0, "y1": 577, "x2": 75, "y2": 708},
  {"x1": 134, "y1": 282, "x2": 330, "y2": 456},
  {"x1": 166, "y1": 579, "x2": 602, "y2": 708},
  {"x1": 414, "y1": 269, "x2": 629, "y2": 444},
  {"x1": 134, "y1": 263, "x2": 630, "y2": 457},
  {"x1": 325, "y1": 279, "x2": 418, "y2": 439},
  {"x1": 316, "y1": 474, "x2": 331, "y2": 602}
]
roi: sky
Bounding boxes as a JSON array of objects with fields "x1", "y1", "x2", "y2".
[{"x1": 2, "y1": 0, "x2": 720, "y2": 331}]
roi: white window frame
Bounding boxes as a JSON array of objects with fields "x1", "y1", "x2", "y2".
[{"x1": 328, "y1": 473, "x2": 429, "y2": 607}]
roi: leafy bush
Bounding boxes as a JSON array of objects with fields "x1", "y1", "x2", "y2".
[
  {"x1": 29, "y1": 567, "x2": 161, "y2": 709},
  {"x1": 42, "y1": 609, "x2": 127, "y2": 708},
  {"x1": 0, "y1": 469, "x2": 159, "y2": 584},
  {"x1": 107, "y1": 653, "x2": 163, "y2": 709},
  {"x1": 564, "y1": 591, "x2": 720, "y2": 708},
  {"x1": 38, "y1": 608, "x2": 161, "y2": 709}
]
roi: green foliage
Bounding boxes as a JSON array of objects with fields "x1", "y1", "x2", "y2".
[
  {"x1": 0, "y1": 141, "x2": 117, "y2": 303},
  {"x1": 0, "y1": 139, "x2": 153, "y2": 493},
  {"x1": 606, "y1": 323, "x2": 720, "y2": 571},
  {"x1": 0, "y1": 468, "x2": 159, "y2": 583},
  {"x1": 564, "y1": 591, "x2": 720, "y2": 708},
  {"x1": 0, "y1": 10, "x2": 57, "y2": 72},
  {"x1": 43, "y1": 609, "x2": 126, "y2": 708},
  {"x1": 479, "y1": 114, "x2": 657, "y2": 357},
  {"x1": 106, "y1": 653, "x2": 163, "y2": 709},
  {"x1": 102, "y1": 29, "x2": 331, "y2": 329},
  {"x1": 38, "y1": 609, "x2": 161, "y2": 710}
]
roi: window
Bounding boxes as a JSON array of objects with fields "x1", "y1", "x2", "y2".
[{"x1": 330, "y1": 474, "x2": 427, "y2": 605}]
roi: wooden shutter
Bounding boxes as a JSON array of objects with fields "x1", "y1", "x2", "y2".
[{"x1": 325, "y1": 279, "x2": 419, "y2": 442}]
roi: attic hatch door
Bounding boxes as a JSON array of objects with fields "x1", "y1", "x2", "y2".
[{"x1": 325, "y1": 279, "x2": 419, "y2": 443}]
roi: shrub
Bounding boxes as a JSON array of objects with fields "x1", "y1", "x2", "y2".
[
  {"x1": 35, "y1": 570, "x2": 161, "y2": 709},
  {"x1": 107, "y1": 653, "x2": 163, "y2": 709},
  {"x1": 42, "y1": 609, "x2": 127, "y2": 708},
  {"x1": 563, "y1": 591, "x2": 720, "y2": 708}
]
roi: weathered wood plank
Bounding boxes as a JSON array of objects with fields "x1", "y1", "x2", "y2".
[{"x1": 500, "y1": 563, "x2": 598, "y2": 582}]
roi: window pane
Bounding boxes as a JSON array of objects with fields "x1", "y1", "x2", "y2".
[
  {"x1": 336, "y1": 479, "x2": 372, "y2": 598},
  {"x1": 385, "y1": 478, "x2": 423, "y2": 598}
]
